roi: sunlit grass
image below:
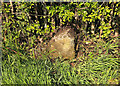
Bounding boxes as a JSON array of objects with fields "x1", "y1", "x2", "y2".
[
  {"x1": 2, "y1": 49, "x2": 119, "y2": 84},
  {"x1": 2, "y1": 30, "x2": 119, "y2": 84}
]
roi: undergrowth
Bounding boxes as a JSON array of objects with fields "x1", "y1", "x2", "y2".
[
  {"x1": 1, "y1": 2, "x2": 120, "y2": 85},
  {"x1": 2, "y1": 37, "x2": 119, "y2": 84}
]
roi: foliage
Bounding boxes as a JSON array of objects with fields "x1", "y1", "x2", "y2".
[
  {"x1": 1, "y1": 2, "x2": 120, "y2": 84},
  {"x1": 46, "y1": 2, "x2": 119, "y2": 38},
  {"x1": 2, "y1": 2, "x2": 120, "y2": 57}
]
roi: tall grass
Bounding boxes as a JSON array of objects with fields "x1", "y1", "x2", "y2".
[
  {"x1": 2, "y1": 45, "x2": 119, "y2": 84},
  {"x1": 2, "y1": 26, "x2": 119, "y2": 84}
]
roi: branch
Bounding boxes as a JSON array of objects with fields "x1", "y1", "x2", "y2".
[{"x1": 5, "y1": 47, "x2": 22, "y2": 56}]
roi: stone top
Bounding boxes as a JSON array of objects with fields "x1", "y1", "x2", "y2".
[{"x1": 47, "y1": 26, "x2": 75, "y2": 60}]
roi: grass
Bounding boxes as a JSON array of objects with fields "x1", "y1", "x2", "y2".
[
  {"x1": 2, "y1": 31, "x2": 120, "y2": 84},
  {"x1": 2, "y1": 48, "x2": 119, "y2": 84}
]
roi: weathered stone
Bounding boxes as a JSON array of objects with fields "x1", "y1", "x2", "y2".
[{"x1": 47, "y1": 26, "x2": 75, "y2": 60}]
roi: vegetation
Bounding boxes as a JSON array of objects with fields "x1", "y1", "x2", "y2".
[{"x1": 1, "y1": 2, "x2": 120, "y2": 84}]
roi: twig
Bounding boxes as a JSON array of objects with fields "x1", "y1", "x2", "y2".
[
  {"x1": 77, "y1": 7, "x2": 88, "y2": 10},
  {"x1": 5, "y1": 47, "x2": 22, "y2": 56}
]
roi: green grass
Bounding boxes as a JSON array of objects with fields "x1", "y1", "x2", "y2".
[
  {"x1": 2, "y1": 32, "x2": 119, "y2": 84},
  {"x1": 2, "y1": 50, "x2": 119, "y2": 84}
]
